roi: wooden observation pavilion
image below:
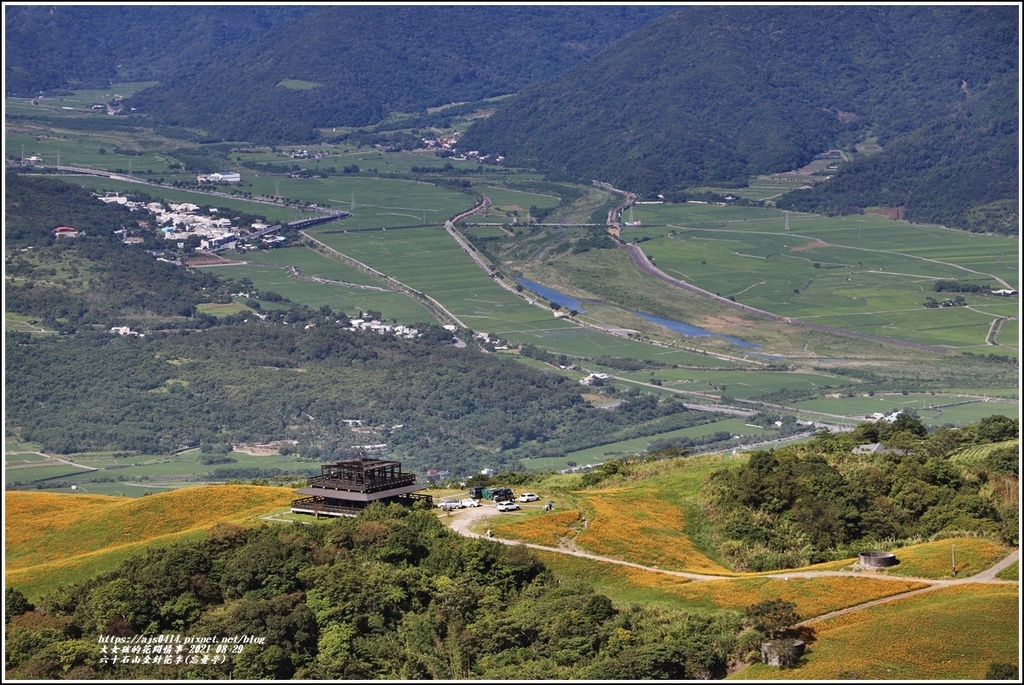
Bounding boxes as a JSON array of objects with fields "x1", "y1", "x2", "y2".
[{"x1": 290, "y1": 455, "x2": 432, "y2": 518}]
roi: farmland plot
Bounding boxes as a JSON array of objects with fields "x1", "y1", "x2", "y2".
[{"x1": 621, "y1": 205, "x2": 1018, "y2": 352}]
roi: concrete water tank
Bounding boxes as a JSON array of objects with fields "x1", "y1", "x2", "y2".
[{"x1": 858, "y1": 551, "x2": 898, "y2": 568}]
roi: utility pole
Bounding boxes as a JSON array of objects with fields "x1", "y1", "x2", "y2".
[{"x1": 951, "y1": 543, "x2": 956, "y2": 577}]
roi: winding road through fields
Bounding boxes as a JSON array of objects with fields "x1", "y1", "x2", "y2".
[
  {"x1": 621, "y1": 238, "x2": 953, "y2": 356},
  {"x1": 595, "y1": 181, "x2": 962, "y2": 356}
]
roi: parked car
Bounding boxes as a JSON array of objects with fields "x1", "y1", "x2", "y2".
[
  {"x1": 490, "y1": 487, "x2": 514, "y2": 502},
  {"x1": 461, "y1": 498, "x2": 481, "y2": 508},
  {"x1": 496, "y1": 500, "x2": 521, "y2": 512},
  {"x1": 518, "y1": 492, "x2": 540, "y2": 502},
  {"x1": 438, "y1": 500, "x2": 463, "y2": 511}
]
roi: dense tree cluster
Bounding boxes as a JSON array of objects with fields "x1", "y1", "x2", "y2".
[
  {"x1": 4, "y1": 6, "x2": 314, "y2": 96},
  {"x1": 5, "y1": 505, "x2": 764, "y2": 679},
  {"x1": 5, "y1": 324, "x2": 719, "y2": 476},
  {"x1": 932, "y1": 280, "x2": 998, "y2": 294},
  {"x1": 700, "y1": 414, "x2": 1019, "y2": 571},
  {"x1": 117, "y1": 6, "x2": 673, "y2": 144},
  {"x1": 3, "y1": 174, "x2": 139, "y2": 246}
]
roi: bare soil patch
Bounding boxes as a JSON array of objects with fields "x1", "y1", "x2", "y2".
[
  {"x1": 233, "y1": 441, "x2": 293, "y2": 456},
  {"x1": 868, "y1": 206, "x2": 905, "y2": 220},
  {"x1": 790, "y1": 239, "x2": 829, "y2": 253},
  {"x1": 186, "y1": 254, "x2": 241, "y2": 267}
]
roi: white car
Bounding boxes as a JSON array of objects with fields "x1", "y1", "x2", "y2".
[
  {"x1": 518, "y1": 492, "x2": 540, "y2": 503},
  {"x1": 496, "y1": 500, "x2": 521, "y2": 512},
  {"x1": 438, "y1": 500, "x2": 463, "y2": 511},
  {"x1": 461, "y1": 498, "x2": 481, "y2": 508}
]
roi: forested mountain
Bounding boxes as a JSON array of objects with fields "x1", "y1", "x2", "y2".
[
  {"x1": 5, "y1": 5, "x2": 672, "y2": 135},
  {"x1": 3, "y1": 5, "x2": 315, "y2": 95},
  {"x1": 5, "y1": 324, "x2": 719, "y2": 473},
  {"x1": 37, "y1": 5, "x2": 672, "y2": 143},
  {"x1": 7, "y1": 6, "x2": 1015, "y2": 231},
  {"x1": 459, "y1": 5, "x2": 1019, "y2": 233}
]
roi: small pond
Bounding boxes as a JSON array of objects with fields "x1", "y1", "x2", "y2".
[
  {"x1": 516, "y1": 278, "x2": 587, "y2": 313},
  {"x1": 635, "y1": 312, "x2": 760, "y2": 349}
]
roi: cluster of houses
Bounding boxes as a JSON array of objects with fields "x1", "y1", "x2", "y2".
[
  {"x1": 421, "y1": 134, "x2": 460, "y2": 151},
  {"x1": 867, "y1": 410, "x2": 905, "y2": 423},
  {"x1": 456, "y1": 150, "x2": 505, "y2": 164},
  {"x1": 290, "y1": 149, "x2": 327, "y2": 160},
  {"x1": 97, "y1": 194, "x2": 273, "y2": 250},
  {"x1": 346, "y1": 318, "x2": 421, "y2": 339},
  {"x1": 471, "y1": 331, "x2": 511, "y2": 350},
  {"x1": 420, "y1": 134, "x2": 506, "y2": 164}
]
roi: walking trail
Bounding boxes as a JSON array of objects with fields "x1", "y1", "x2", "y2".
[{"x1": 443, "y1": 504, "x2": 1019, "y2": 626}]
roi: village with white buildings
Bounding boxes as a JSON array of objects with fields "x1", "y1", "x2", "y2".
[{"x1": 97, "y1": 193, "x2": 270, "y2": 250}]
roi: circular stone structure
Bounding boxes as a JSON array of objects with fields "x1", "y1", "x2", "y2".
[{"x1": 858, "y1": 551, "x2": 898, "y2": 568}]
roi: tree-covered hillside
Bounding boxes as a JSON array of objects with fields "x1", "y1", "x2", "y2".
[
  {"x1": 5, "y1": 323, "x2": 720, "y2": 474},
  {"x1": 4, "y1": 505, "x2": 753, "y2": 680},
  {"x1": 701, "y1": 415, "x2": 1020, "y2": 571},
  {"x1": 3, "y1": 5, "x2": 315, "y2": 95},
  {"x1": 459, "y1": 5, "x2": 1018, "y2": 233},
  {"x1": 118, "y1": 5, "x2": 674, "y2": 143}
]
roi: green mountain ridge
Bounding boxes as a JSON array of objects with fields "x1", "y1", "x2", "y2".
[
  {"x1": 459, "y1": 5, "x2": 1019, "y2": 233},
  {"x1": 3, "y1": 5, "x2": 316, "y2": 95},
  {"x1": 120, "y1": 5, "x2": 677, "y2": 142},
  {"x1": 6, "y1": 6, "x2": 1016, "y2": 232}
]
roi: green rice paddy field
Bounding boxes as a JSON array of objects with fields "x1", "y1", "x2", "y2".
[
  {"x1": 304, "y1": 224, "x2": 756, "y2": 367},
  {"x1": 623, "y1": 204, "x2": 1018, "y2": 353},
  {"x1": 792, "y1": 395, "x2": 1019, "y2": 426},
  {"x1": 308, "y1": 224, "x2": 584, "y2": 328},
  {"x1": 201, "y1": 262, "x2": 434, "y2": 324},
  {"x1": 608, "y1": 368, "x2": 844, "y2": 400},
  {"x1": 524, "y1": 417, "x2": 774, "y2": 471},
  {"x1": 235, "y1": 146, "x2": 487, "y2": 176},
  {"x1": 259, "y1": 176, "x2": 472, "y2": 227},
  {"x1": 4, "y1": 445, "x2": 318, "y2": 495},
  {"x1": 7, "y1": 129, "x2": 184, "y2": 177},
  {"x1": 477, "y1": 184, "x2": 561, "y2": 211},
  {"x1": 228, "y1": 245, "x2": 386, "y2": 286}
]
